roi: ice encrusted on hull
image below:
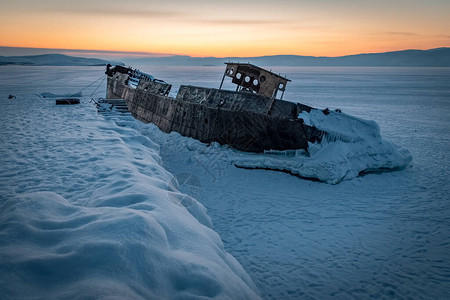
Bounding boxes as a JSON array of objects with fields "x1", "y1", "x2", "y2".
[
  {"x1": 107, "y1": 106, "x2": 412, "y2": 184},
  {"x1": 233, "y1": 109, "x2": 412, "y2": 184}
]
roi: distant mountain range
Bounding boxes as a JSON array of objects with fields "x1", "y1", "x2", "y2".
[
  {"x1": 0, "y1": 48, "x2": 449, "y2": 67},
  {"x1": 123, "y1": 48, "x2": 450, "y2": 67},
  {"x1": 0, "y1": 54, "x2": 122, "y2": 66}
]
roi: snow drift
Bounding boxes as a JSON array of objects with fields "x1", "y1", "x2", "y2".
[{"x1": 0, "y1": 98, "x2": 259, "y2": 299}]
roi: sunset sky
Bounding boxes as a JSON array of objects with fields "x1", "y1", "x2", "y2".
[{"x1": 0, "y1": 0, "x2": 449, "y2": 57}]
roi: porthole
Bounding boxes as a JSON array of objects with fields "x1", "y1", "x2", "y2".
[
  {"x1": 236, "y1": 73, "x2": 242, "y2": 80},
  {"x1": 278, "y1": 82, "x2": 285, "y2": 89},
  {"x1": 244, "y1": 76, "x2": 251, "y2": 83},
  {"x1": 260, "y1": 75, "x2": 266, "y2": 83},
  {"x1": 229, "y1": 68, "x2": 234, "y2": 75},
  {"x1": 253, "y1": 79, "x2": 259, "y2": 86}
]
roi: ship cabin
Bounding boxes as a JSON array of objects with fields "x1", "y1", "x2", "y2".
[{"x1": 219, "y1": 62, "x2": 291, "y2": 100}]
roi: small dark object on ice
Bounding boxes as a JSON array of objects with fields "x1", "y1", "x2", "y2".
[
  {"x1": 335, "y1": 108, "x2": 342, "y2": 113},
  {"x1": 322, "y1": 108, "x2": 330, "y2": 115},
  {"x1": 55, "y1": 98, "x2": 80, "y2": 105},
  {"x1": 8, "y1": 94, "x2": 16, "y2": 99}
]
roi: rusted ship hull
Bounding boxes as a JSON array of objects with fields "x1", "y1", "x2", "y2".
[{"x1": 106, "y1": 66, "x2": 323, "y2": 153}]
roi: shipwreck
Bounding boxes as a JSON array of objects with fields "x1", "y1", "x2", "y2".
[{"x1": 105, "y1": 63, "x2": 325, "y2": 152}]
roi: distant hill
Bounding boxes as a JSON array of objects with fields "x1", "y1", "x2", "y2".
[
  {"x1": 1, "y1": 48, "x2": 448, "y2": 67},
  {"x1": 123, "y1": 48, "x2": 450, "y2": 67},
  {"x1": 0, "y1": 54, "x2": 123, "y2": 66}
]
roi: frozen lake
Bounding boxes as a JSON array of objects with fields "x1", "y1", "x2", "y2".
[
  {"x1": 142, "y1": 66, "x2": 450, "y2": 299},
  {"x1": 1, "y1": 65, "x2": 449, "y2": 299}
]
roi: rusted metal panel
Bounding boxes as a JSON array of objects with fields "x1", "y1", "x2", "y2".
[
  {"x1": 223, "y1": 63, "x2": 290, "y2": 99},
  {"x1": 177, "y1": 85, "x2": 274, "y2": 115}
]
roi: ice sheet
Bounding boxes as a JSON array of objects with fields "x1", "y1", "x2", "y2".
[{"x1": 2, "y1": 65, "x2": 449, "y2": 300}]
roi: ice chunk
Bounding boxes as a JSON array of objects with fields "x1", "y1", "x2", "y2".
[{"x1": 234, "y1": 109, "x2": 412, "y2": 184}]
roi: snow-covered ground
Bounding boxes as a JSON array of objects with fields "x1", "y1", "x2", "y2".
[
  {"x1": 1, "y1": 66, "x2": 450, "y2": 299},
  {"x1": 0, "y1": 66, "x2": 259, "y2": 299}
]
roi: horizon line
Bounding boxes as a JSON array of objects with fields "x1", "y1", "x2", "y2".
[{"x1": 1, "y1": 46, "x2": 448, "y2": 59}]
